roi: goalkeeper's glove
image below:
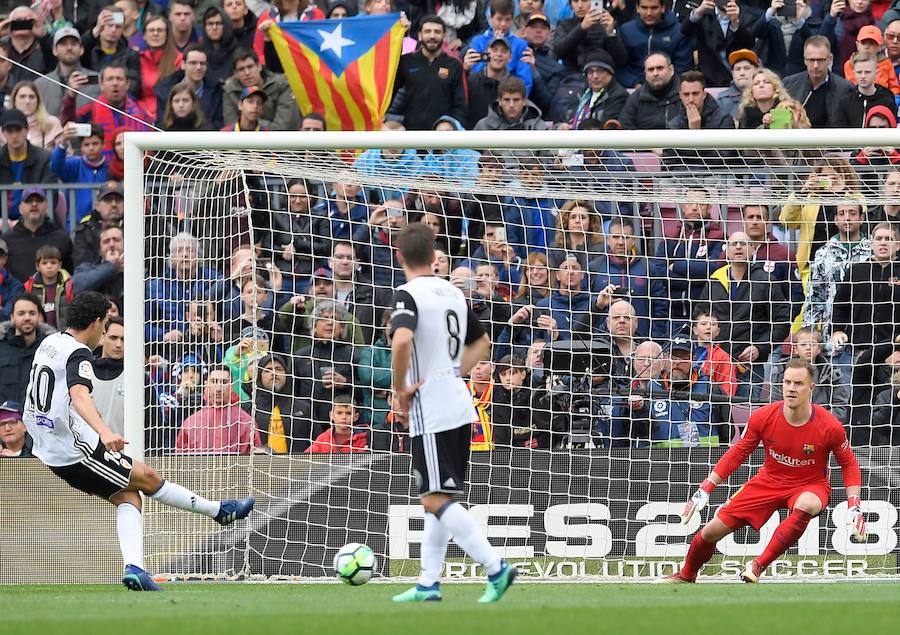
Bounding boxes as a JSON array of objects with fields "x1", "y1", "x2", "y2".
[
  {"x1": 681, "y1": 479, "x2": 716, "y2": 524},
  {"x1": 847, "y1": 495, "x2": 867, "y2": 542}
]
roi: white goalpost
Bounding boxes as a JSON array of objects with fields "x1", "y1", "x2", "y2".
[{"x1": 123, "y1": 129, "x2": 900, "y2": 582}]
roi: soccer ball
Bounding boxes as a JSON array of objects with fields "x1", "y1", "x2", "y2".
[{"x1": 333, "y1": 543, "x2": 376, "y2": 586}]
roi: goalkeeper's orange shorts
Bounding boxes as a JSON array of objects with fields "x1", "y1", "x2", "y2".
[{"x1": 715, "y1": 475, "x2": 831, "y2": 530}]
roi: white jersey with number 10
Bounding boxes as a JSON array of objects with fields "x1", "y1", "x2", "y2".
[{"x1": 390, "y1": 276, "x2": 480, "y2": 438}]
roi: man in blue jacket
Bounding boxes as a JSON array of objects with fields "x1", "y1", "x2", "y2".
[
  {"x1": 51, "y1": 124, "x2": 109, "y2": 230},
  {"x1": 619, "y1": 0, "x2": 692, "y2": 87}
]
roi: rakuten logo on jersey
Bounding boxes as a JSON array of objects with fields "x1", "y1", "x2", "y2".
[{"x1": 769, "y1": 448, "x2": 816, "y2": 467}]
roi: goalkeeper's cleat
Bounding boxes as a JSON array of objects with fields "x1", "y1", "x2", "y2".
[
  {"x1": 122, "y1": 564, "x2": 161, "y2": 591},
  {"x1": 655, "y1": 572, "x2": 696, "y2": 584},
  {"x1": 740, "y1": 559, "x2": 764, "y2": 583},
  {"x1": 215, "y1": 496, "x2": 255, "y2": 526},
  {"x1": 478, "y1": 561, "x2": 517, "y2": 603},
  {"x1": 392, "y1": 583, "x2": 443, "y2": 602}
]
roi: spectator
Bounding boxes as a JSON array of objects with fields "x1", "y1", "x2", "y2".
[
  {"x1": 0, "y1": 401, "x2": 33, "y2": 458},
  {"x1": 741, "y1": 203, "x2": 801, "y2": 311},
  {"x1": 72, "y1": 223, "x2": 125, "y2": 306},
  {"x1": 654, "y1": 185, "x2": 724, "y2": 332},
  {"x1": 667, "y1": 71, "x2": 735, "y2": 130},
  {"x1": 81, "y1": 6, "x2": 141, "y2": 97},
  {"x1": 154, "y1": 354, "x2": 206, "y2": 453},
  {"x1": 114, "y1": 0, "x2": 144, "y2": 49},
  {"x1": 0, "y1": 108, "x2": 55, "y2": 220},
  {"x1": 223, "y1": 48, "x2": 300, "y2": 131},
  {"x1": 159, "y1": 83, "x2": 212, "y2": 131},
  {"x1": 609, "y1": 339, "x2": 664, "y2": 446},
  {"x1": 92, "y1": 316, "x2": 126, "y2": 436},
  {"x1": 354, "y1": 122, "x2": 424, "y2": 202},
  {"x1": 156, "y1": 45, "x2": 224, "y2": 130},
  {"x1": 145, "y1": 232, "x2": 224, "y2": 344},
  {"x1": 0, "y1": 239, "x2": 25, "y2": 321},
  {"x1": 867, "y1": 168, "x2": 900, "y2": 228},
  {"x1": 0, "y1": 40, "x2": 14, "y2": 110},
  {"x1": 256, "y1": 0, "x2": 327, "y2": 70},
  {"x1": 597, "y1": 299, "x2": 643, "y2": 383},
  {"x1": 833, "y1": 53, "x2": 897, "y2": 127},
  {"x1": 451, "y1": 264, "x2": 512, "y2": 342},
  {"x1": 737, "y1": 68, "x2": 791, "y2": 129},
  {"x1": 421, "y1": 116, "x2": 481, "y2": 187},
  {"x1": 522, "y1": 13, "x2": 565, "y2": 100},
  {"x1": 553, "y1": 0, "x2": 627, "y2": 82},
  {"x1": 802, "y1": 199, "x2": 873, "y2": 341},
  {"x1": 329, "y1": 241, "x2": 390, "y2": 345},
  {"x1": 590, "y1": 216, "x2": 668, "y2": 339},
  {"x1": 3, "y1": 187, "x2": 73, "y2": 283},
  {"x1": 71, "y1": 181, "x2": 121, "y2": 268},
  {"x1": 63, "y1": 62, "x2": 152, "y2": 149},
  {"x1": 871, "y1": 370, "x2": 900, "y2": 445},
  {"x1": 548, "y1": 200, "x2": 604, "y2": 270},
  {"x1": 504, "y1": 161, "x2": 558, "y2": 257},
  {"x1": 884, "y1": 17, "x2": 900, "y2": 77},
  {"x1": 700, "y1": 231, "x2": 791, "y2": 390},
  {"x1": 475, "y1": 260, "x2": 513, "y2": 309},
  {"x1": 717, "y1": 48, "x2": 759, "y2": 121},
  {"x1": 474, "y1": 76, "x2": 550, "y2": 138},
  {"x1": 467, "y1": 37, "x2": 522, "y2": 128},
  {"x1": 570, "y1": 51, "x2": 628, "y2": 128},
  {"x1": 352, "y1": 199, "x2": 408, "y2": 288},
  {"x1": 221, "y1": 85, "x2": 269, "y2": 131},
  {"x1": 356, "y1": 311, "x2": 392, "y2": 444},
  {"x1": 648, "y1": 339, "x2": 727, "y2": 447},
  {"x1": 469, "y1": 0, "x2": 534, "y2": 96},
  {"x1": 200, "y1": 6, "x2": 238, "y2": 86},
  {"x1": 0, "y1": 293, "x2": 51, "y2": 405},
  {"x1": 433, "y1": 248, "x2": 451, "y2": 277},
  {"x1": 305, "y1": 394, "x2": 368, "y2": 453},
  {"x1": 853, "y1": 105, "x2": 900, "y2": 195},
  {"x1": 831, "y1": 222, "x2": 900, "y2": 425},
  {"x1": 170, "y1": 300, "x2": 226, "y2": 366},
  {"x1": 691, "y1": 304, "x2": 738, "y2": 397},
  {"x1": 107, "y1": 127, "x2": 126, "y2": 181},
  {"x1": 21, "y1": 244, "x2": 72, "y2": 330},
  {"x1": 822, "y1": 0, "x2": 877, "y2": 70},
  {"x1": 249, "y1": 352, "x2": 315, "y2": 453},
  {"x1": 223, "y1": 325, "x2": 273, "y2": 402},
  {"x1": 51, "y1": 124, "x2": 109, "y2": 224},
  {"x1": 388, "y1": 15, "x2": 467, "y2": 130},
  {"x1": 300, "y1": 112, "x2": 326, "y2": 131},
  {"x1": 225, "y1": 0, "x2": 259, "y2": 52},
  {"x1": 6, "y1": 81, "x2": 63, "y2": 150},
  {"x1": 174, "y1": 365, "x2": 260, "y2": 454},
  {"x1": 319, "y1": 181, "x2": 369, "y2": 243},
  {"x1": 619, "y1": 0, "x2": 692, "y2": 88},
  {"x1": 618, "y1": 51, "x2": 681, "y2": 130},
  {"x1": 461, "y1": 220, "x2": 523, "y2": 296},
  {"x1": 2, "y1": 4, "x2": 55, "y2": 84},
  {"x1": 169, "y1": 0, "x2": 202, "y2": 52},
  {"x1": 525, "y1": 337, "x2": 547, "y2": 382},
  {"x1": 468, "y1": 359, "x2": 495, "y2": 450},
  {"x1": 269, "y1": 178, "x2": 330, "y2": 284},
  {"x1": 751, "y1": 0, "x2": 813, "y2": 77},
  {"x1": 491, "y1": 353, "x2": 552, "y2": 448},
  {"x1": 138, "y1": 15, "x2": 183, "y2": 121},
  {"x1": 295, "y1": 300, "x2": 359, "y2": 424},
  {"x1": 771, "y1": 328, "x2": 850, "y2": 424},
  {"x1": 783, "y1": 35, "x2": 855, "y2": 128},
  {"x1": 844, "y1": 24, "x2": 900, "y2": 93},
  {"x1": 512, "y1": 251, "x2": 552, "y2": 309},
  {"x1": 681, "y1": 0, "x2": 754, "y2": 87}
]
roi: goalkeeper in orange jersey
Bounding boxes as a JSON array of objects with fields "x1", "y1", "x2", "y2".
[{"x1": 661, "y1": 358, "x2": 867, "y2": 583}]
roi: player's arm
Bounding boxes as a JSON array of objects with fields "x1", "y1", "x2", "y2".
[
  {"x1": 832, "y1": 428, "x2": 867, "y2": 541},
  {"x1": 681, "y1": 410, "x2": 763, "y2": 523},
  {"x1": 389, "y1": 290, "x2": 421, "y2": 427},
  {"x1": 459, "y1": 309, "x2": 489, "y2": 377},
  {"x1": 65, "y1": 349, "x2": 124, "y2": 451}
]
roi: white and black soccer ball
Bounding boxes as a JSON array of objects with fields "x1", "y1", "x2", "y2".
[{"x1": 333, "y1": 543, "x2": 376, "y2": 586}]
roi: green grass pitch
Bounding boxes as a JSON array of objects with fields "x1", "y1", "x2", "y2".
[{"x1": 2, "y1": 583, "x2": 900, "y2": 635}]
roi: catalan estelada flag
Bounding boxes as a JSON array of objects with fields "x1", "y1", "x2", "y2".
[{"x1": 269, "y1": 15, "x2": 405, "y2": 131}]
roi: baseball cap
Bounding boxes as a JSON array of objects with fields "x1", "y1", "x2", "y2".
[
  {"x1": 239, "y1": 326, "x2": 270, "y2": 342},
  {"x1": 526, "y1": 13, "x2": 550, "y2": 27},
  {"x1": 98, "y1": 182, "x2": 124, "y2": 200},
  {"x1": 22, "y1": 187, "x2": 47, "y2": 201},
  {"x1": 0, "y1": 108, "x2": 27, "y2": 130},
  {"x1": 488, "y1": 37, "x2": 511, "y2": 50},
  {"x1": 0, "y1": 238, "x2": 8, "y2": 255},
  {"x1": 0, "y1": 400, "x2": 22, "y2": 423},
  {"x1": 727, "y1": 48, "x2": 759, "y2": 67},
  {"x1": 312, "y1": 266, "x2": 333, "y2": 280},
  {"x1": 171, "y1": 354, "x2": 208, "y2": 379},
  {"x1": 858, "y1": 25, "x2": 884, "y2": 45},
  {"x1": 240, "y1": 86, "x2": 268, "y2": 101},
  {"x1": 670, "y1": 338, "x2": 694, "y2": 355},
  {"x1": 583, "y1": 51, "x2": 615, "y2": 75},
  {"x1": 53, "y1": 26, "x2": 82, "y2": 47}
]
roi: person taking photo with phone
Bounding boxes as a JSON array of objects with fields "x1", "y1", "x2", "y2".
[{"x1": 35, "y1": 27, "x2": 101, "y2": 120}]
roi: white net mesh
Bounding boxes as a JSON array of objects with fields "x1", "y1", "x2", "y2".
[{"x1": 131, "y1": 131, "x2": 900, "y2": 581}]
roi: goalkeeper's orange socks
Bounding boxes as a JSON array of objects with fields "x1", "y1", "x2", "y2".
[
  {"x1": 756, "y1": 508, "x2": 813, "y2": 570},
  {"x1": 680, "y1": 532, "x2": 717, "y2": 581}
]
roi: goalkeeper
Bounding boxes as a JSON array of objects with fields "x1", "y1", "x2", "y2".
[{"x1": 662, "y1": 358, "x2": 867, "y2": 583}]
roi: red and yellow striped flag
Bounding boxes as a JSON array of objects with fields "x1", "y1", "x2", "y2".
[{"x1": 269, "y1": 15, "x2": 406, "y2": 131}]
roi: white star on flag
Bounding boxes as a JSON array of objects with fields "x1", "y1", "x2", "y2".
[{"x1": 318, "y1": 23, "x2": 355, "y2": 58}]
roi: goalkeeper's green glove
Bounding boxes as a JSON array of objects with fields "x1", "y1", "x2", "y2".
[
  {"x1": 681, "y1": 479, "x2": 716, "y2": 524},
  {"x1": 847, "y1": 495, "x2": 867, "y2": 542}
]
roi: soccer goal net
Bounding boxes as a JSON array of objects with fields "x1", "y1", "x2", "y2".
[{"x1": 123, "y1": 129, "x2": 900, "y2": 582}]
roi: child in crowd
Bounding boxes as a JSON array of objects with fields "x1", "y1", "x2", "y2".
[
  {"x1": 692, "y1": 305, "x2": 738, "y2": 397},
  {"x1": 222, "y1": 326, "x2": 271, "y2": 401},
  {"x1": 306, "y1": 394, "x2": 368, "y2": 453},
  {"x1": 23, "y1": 245, "x2": 73, "y2": 329}
]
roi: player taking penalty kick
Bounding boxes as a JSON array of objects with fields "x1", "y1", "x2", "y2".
[
  {"x1": 662, "y1": 358, "x2": 867, "y2": 583},
  {"x1": 22, "y1": 292, "x2": 254, "y2": 591}
]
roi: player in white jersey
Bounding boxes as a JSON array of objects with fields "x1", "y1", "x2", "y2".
[
  {"x1": 389, "y1": 224, "x2": 517, "y2": 604},
  {"x1": 22, "y1": 291, "x2": 254, "y2": 591}
]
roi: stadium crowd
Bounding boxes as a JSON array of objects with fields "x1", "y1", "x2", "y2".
[{"x1": 2, "y1": 0, "x2": 900, "y2": 457}]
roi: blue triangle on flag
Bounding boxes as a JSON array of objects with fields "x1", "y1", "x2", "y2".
[{"x1": 278, "y1": 14, "x2": 399, "y2": 77}]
